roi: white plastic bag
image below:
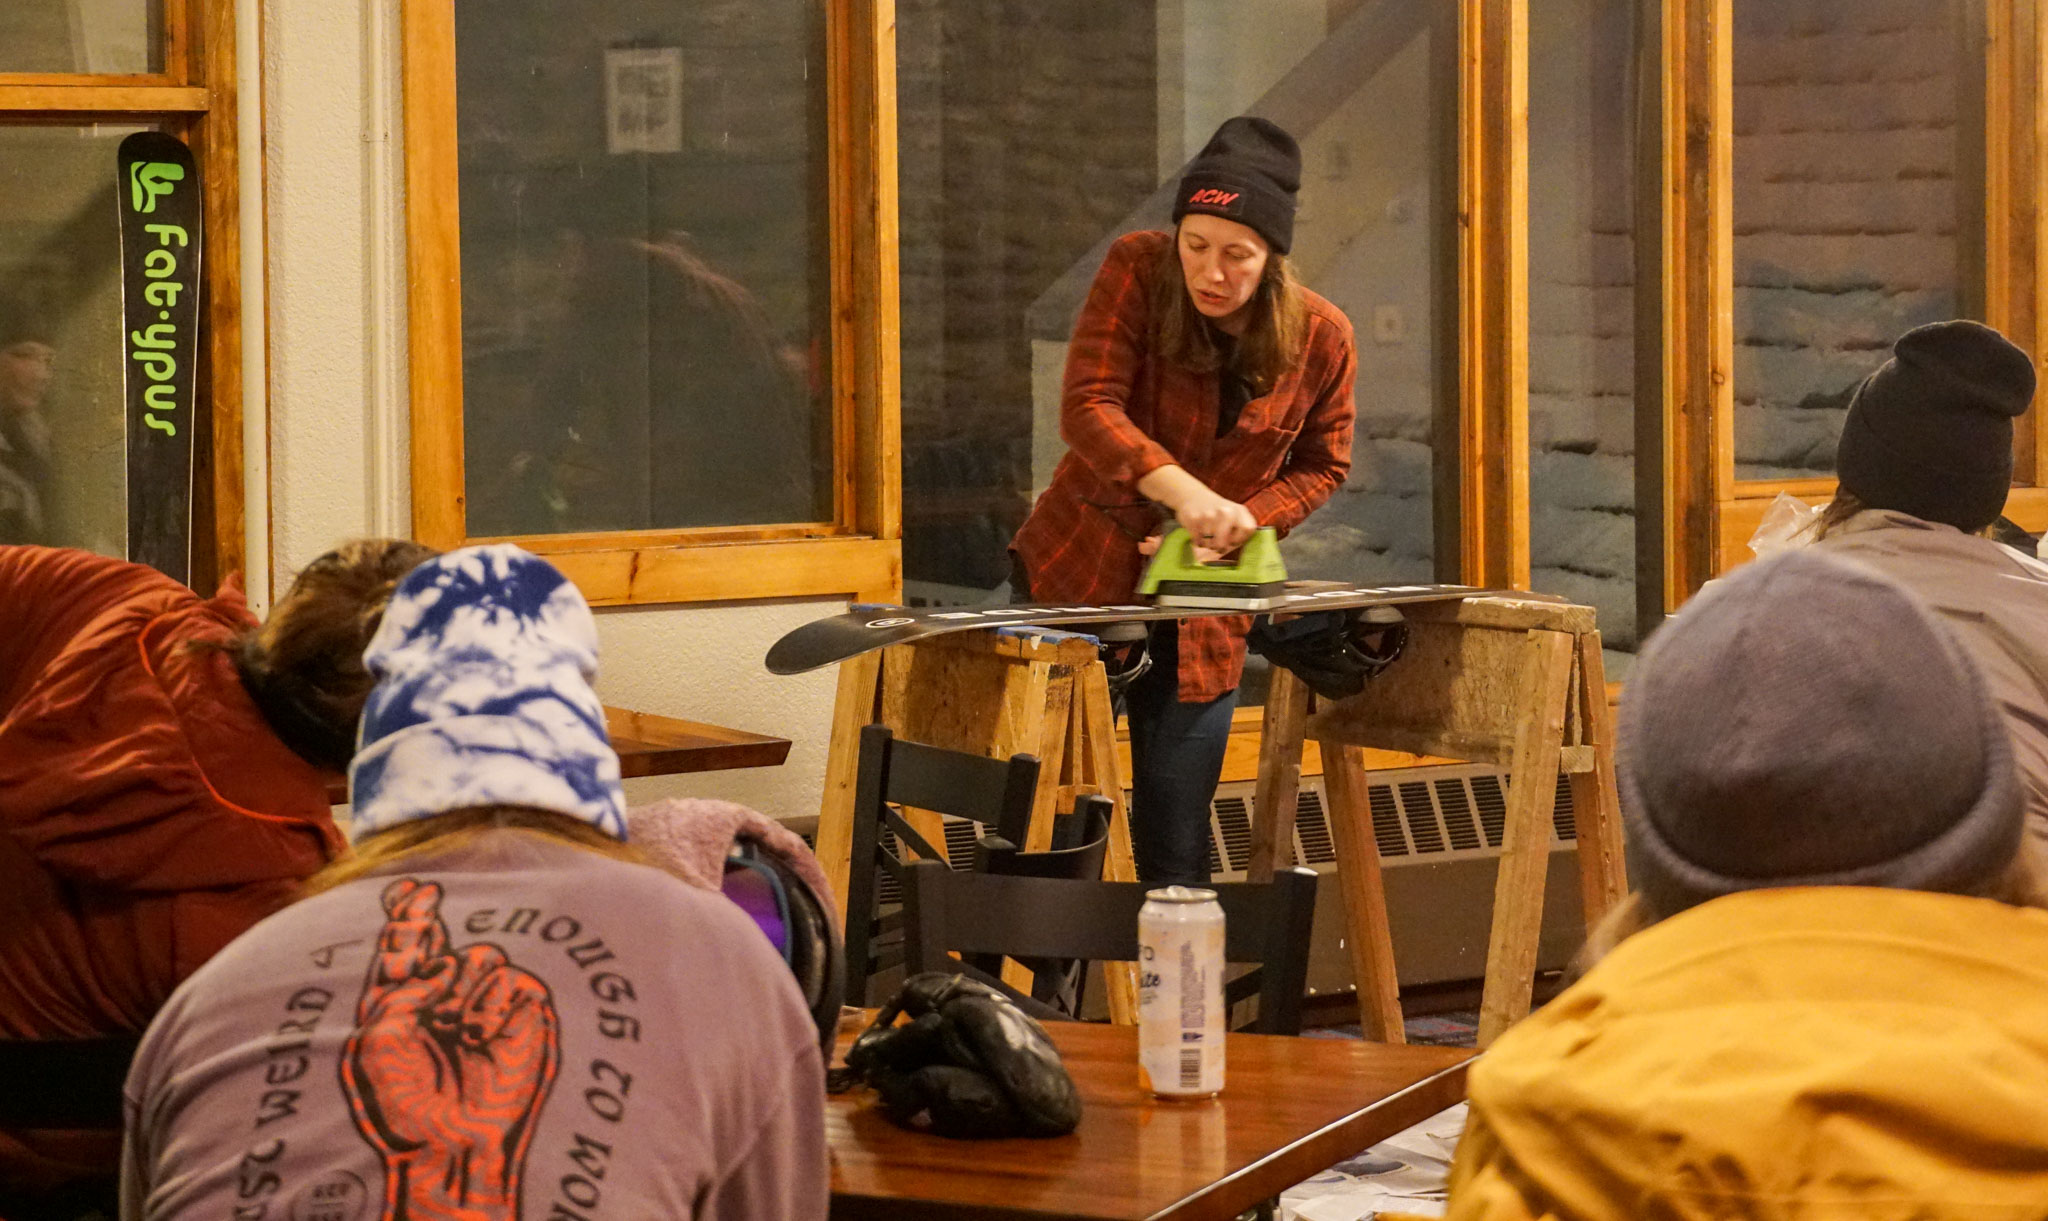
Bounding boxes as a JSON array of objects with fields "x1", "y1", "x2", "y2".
[{"x1": 1747, "y1": 491, "x2": 1821, "y2": 559}]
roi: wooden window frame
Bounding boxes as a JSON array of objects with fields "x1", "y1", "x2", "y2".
[
  {"x1": 402, "y1": 0, "x2": 902, "y2": 607},
  {"x1": 1657, "y1": 0, "x2": 2048, "y2": 593},
  {"x1": 0, "y1": 0, "x2": 246, "y2": 588},
  {"x1": 1453, "y1": 0, "x2": 1531, "y2": 591},
  {"x1": 1429, "y1": 0, "x2": 1530, "y2": 592}
]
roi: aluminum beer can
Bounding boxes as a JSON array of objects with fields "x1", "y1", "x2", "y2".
[{"x1": 1137, "y1": 885, "x2": 1226, "y2": 1098}]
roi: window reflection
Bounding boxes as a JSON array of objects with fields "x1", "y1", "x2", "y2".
[
  {"x1": 897, "y1": 0, "x2": 1447, "y2": 609},
  {"x1": 0, "y1": 125, "x2": 140, "y2": 556},
  {"x1": 1528, "y1": 0, "x2": 1639, "y2": 677},
  {"x1": 455, "y1": 1, "x2": 833, "y2": 538},
  {"x1": 1732, "y1": 0, "x2": 1973, "y2": 479},
  {"x1": 0, "y1": 0, "x2": 162, "y2": 74}
]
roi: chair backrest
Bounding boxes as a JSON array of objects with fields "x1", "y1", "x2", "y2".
[
  {"x1": 842, "y1": 724, "x2": 1043, "y2": 1004},
  {"x1": 857, "y1": 724, "x2": 1042, "y2": 847},
  {"x1": 899, "y1": 863, "x2": 1319, "y2": 1035},
  {"x1": 970, "y1": 793, "x2": 1112, "y2": 880},
  {"x1": 0, "y1": 1036, "x2": 139, "y2": 1128}
]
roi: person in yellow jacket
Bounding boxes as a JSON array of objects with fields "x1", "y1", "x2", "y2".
[{"x1": 1419, "y1": 549, "x2": 2048, "y2": 1221}]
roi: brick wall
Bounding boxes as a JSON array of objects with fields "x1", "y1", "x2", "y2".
[
  {"x1": 1273, "y1": 30, "x2": 1439, "y2": 589},
  {"x1": 1526, "y1": 0, "x2": 1638, "y2": 664},
  {"x1": 1731, "y1": 0, "x2": 1966, "y2": 477},
  {"x1": 896, "y1": 0, "x2": 1969, "y2": 631},
  {"x1": 896, "y1": 0, "x2": 1160, "y2": 591}
]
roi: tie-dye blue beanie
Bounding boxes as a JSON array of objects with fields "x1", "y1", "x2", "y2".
[{"x1": 347, "y1": 544, "x2": 627, "y2": 841}]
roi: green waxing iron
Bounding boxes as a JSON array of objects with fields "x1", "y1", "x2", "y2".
[{"x1": 1137, "y1": 526, "x2": 1290, "y2": 610}]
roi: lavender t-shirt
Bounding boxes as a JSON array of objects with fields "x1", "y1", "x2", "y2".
[{"x1": 120, "y1": 833, "x2": 827, "y2": 1221}]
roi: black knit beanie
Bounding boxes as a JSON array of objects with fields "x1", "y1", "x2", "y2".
[
  {"x1": 1173, "y1": 117, "x2": 1301, "y2": 255},
  {"x1": 1619, "y1": 550, "x2": 2022, "y2": 919},
  {"x1": 1836, "y1": 319, "x2": 2035, "y2": 532}
]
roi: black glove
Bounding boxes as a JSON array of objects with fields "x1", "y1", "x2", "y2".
[{"x1": 832, "y1": 973, "x2": 1083, "y2": 1139}]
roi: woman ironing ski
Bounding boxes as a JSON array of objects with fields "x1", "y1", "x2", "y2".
[{"x1": 1009, "y1": 116, "x2": 1357, "y2": 887}]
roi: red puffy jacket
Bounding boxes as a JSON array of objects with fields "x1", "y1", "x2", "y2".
[{"x1": 0, "y1": 546, "x2": 344, "y2": 1186}]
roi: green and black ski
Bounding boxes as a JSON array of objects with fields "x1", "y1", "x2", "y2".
[{"x1": 117, "y1": 131, "x2": 201, "y2": 584}]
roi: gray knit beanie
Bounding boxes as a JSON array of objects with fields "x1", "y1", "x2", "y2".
[{"x1": 1619, "y1": 549, "x2": 2022, "y2": 917}]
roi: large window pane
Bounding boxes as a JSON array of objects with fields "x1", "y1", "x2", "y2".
[
  {"x1": 456, "y1": 1, "x2": 833, "y2": 538},
  {"x1": 897, "y1": 0, "x2": 1447, "y2": 616},
  {"x1": 1732, "y1": 0, "x2": 1974, "y2": 479},
  {"x1": 1528, "y1": 0, "x2": 1638, "y2": 677},
  {"x1": 0, "y1": 0, "x2": 162, "y2": 74},
  {"x1": 0, "y1": 124, "x2": 140, "y2": 556}
]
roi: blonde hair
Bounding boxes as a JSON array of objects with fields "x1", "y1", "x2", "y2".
[
  {"x1": 1150, "y1": 228, "x2": 1308, "y2": 395},
  {"x1": 301, "y1": 805, "x2": 644, "y2": 899},
  {"x1": 1570, "y1": 835, "x2": 2048, "y2": 979}
]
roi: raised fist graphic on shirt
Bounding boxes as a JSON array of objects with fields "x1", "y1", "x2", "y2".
[{"x1": 342, "y1": 878, "x2": 561, "y2": 1221}]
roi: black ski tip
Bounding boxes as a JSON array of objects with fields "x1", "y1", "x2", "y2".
[{"x1": 764, "y1": 634, "x2": 822, "y2": 675}]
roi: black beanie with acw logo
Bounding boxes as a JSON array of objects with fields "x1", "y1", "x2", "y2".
[{"x1": 1173, "y1": 116, "x2": 1301, "y2": 254}]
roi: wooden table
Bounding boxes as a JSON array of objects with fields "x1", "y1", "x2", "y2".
[
  {"x1": 601, "y1": 706, "x2": 791, "y2": 777},
  {"x1": 828, "y1": 1021, "x2": 1472, "y2": 1221},
  {"x1": 325, "y1": 706, "x2": 791, "y2": 803}
]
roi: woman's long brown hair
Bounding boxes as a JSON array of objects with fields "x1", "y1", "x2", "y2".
[
  {"x1": 1809, "y1": 489, "x2": 1865, "y2": 541},
  {"x1": 1149, "y1": 227, "x2": 1308, "y2": 394}
]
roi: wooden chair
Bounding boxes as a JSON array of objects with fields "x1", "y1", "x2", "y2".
[
  {"x1": 900, "y1": 862, "x2": 1320, "y2": 1035},
  {"x1": 0, "y1": 1036, "x2": 138, "y2": 1128},
  {"x1": 843, "y1": 723, "x2": 1042, "y2": 1004}
]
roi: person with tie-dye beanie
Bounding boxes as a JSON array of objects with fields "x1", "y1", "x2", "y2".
[{"x1": 121, "y1": 546, "x2": 828, "y2": 1221}]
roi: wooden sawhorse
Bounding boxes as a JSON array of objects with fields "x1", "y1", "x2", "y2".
[
  {"x1": 811, "y1": 627, "x2": 1143, "y2": 1021},
  {"x1": 1247, "y1": 595, "x2": 1629, "y2": 1047}
]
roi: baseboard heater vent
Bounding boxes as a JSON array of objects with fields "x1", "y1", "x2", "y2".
[
  {"x1": 1209, "y1": 764, "x2": 1587, "y2": 993},
  {"x1": 1206, "y1": 767, "x2": 1576, "y2": 877}
]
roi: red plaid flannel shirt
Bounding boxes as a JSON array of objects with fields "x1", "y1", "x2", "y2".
[{"x1": 1011, "y1": 230, "x2": 1357, "y2": 701}]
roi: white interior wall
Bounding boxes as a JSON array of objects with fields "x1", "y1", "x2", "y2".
[{"x1": 258, "y1": 0, "x2": 843, "y2": 823}]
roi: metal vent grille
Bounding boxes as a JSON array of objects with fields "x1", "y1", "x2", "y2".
[
  {"x1": 1231, "y1": 764, "x2": 1581, "y2": 875},
  {"x1": 1473, "y1": 773, "x2": 1508, "y2": 844},
  {"x1": 1211, "y1": 795, "x2": 1253, "y2": 876},
  {"x1": 1439, "y1": 779, "x2": 1482, "y2": 851},
  {"x1": 1400, "y1": 781, "x2": 1446, "y2": 854},
  {"x1": 872, "y1": 811, "x2": 987, "y2": 904},
  {"x1": 1369, "y1": 784, "x2": 1406, "y2": 858},
  {"x1": 1292, "y1": 789, "x2": 1334, "y2": 863}
]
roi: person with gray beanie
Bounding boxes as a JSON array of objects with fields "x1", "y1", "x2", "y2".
[
  {"x1": 1807, "y1": 319, "x2": 2048, "y2": 851},
  {"x1": 119, "y1": 545, "x2": 828, "y2": 1221},
  {"x1": 1422, "y1": 549, "x2": 2048, "y2": 1221}
]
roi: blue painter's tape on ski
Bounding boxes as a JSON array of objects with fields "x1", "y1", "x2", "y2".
[{"x1": 993, "y1": 625, "x2": 1101, "y2": 647}]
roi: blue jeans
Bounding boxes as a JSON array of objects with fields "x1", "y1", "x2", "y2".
[
  {"x1": 1008, "y1": 554, "x2": 1235, "y2": 887},
  {"x1": 1121, "y1": 622, "x2": 1237, "y2": 888}
]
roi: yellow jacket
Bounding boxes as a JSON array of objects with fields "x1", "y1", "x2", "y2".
[{"x1": 1435, "y1": 887, "x2": 2048, "y2": 1220}]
